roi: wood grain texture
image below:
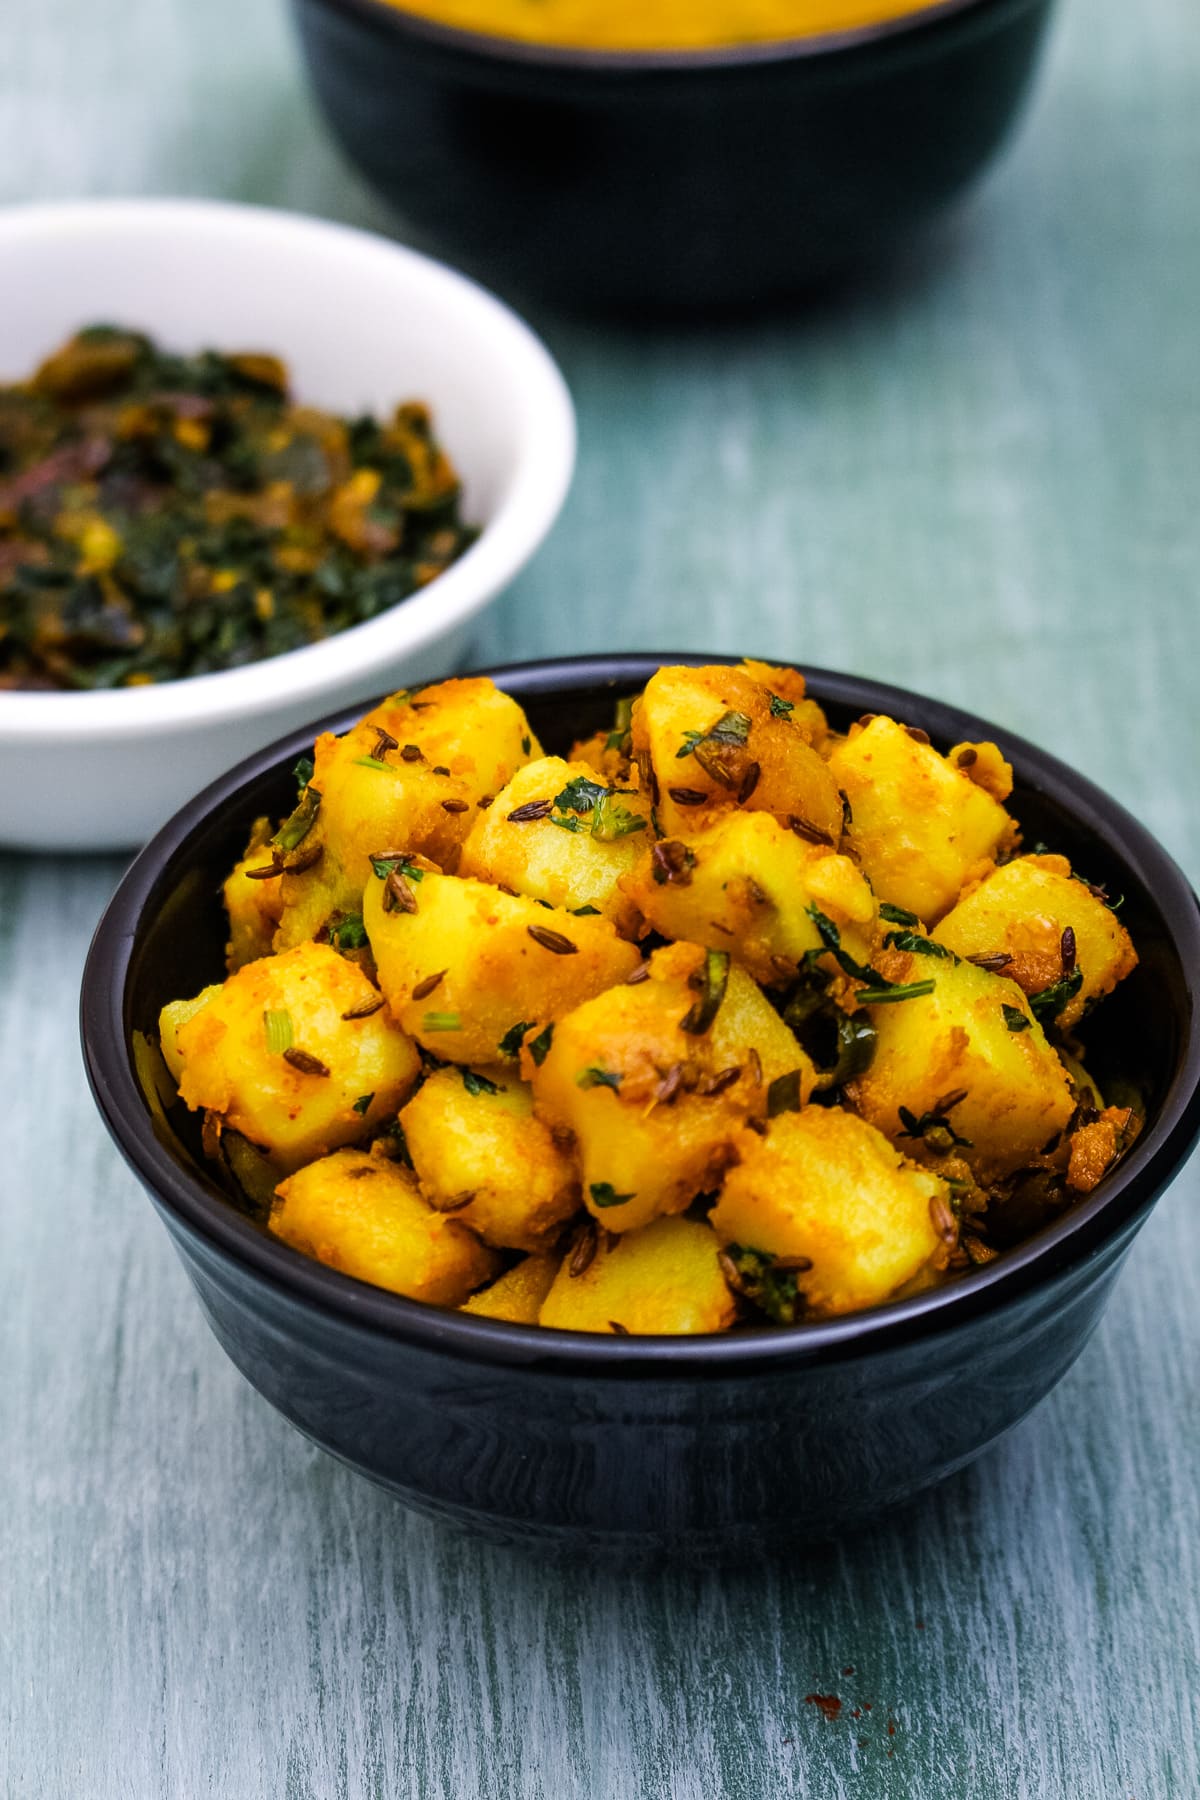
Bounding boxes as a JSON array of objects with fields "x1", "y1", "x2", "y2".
[{"x1": 2, "y1": 0, "x2": 1199, "y2": 1792}]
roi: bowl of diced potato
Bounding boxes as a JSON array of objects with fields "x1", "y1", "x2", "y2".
[{"x1": 82, "y1": 654, "x2": 1200, "y2": 1560}]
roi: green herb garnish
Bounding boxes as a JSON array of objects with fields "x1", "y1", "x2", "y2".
[
  {"x1": 272, "y1": 784, "x2": 321, "y2": 853},
  {"x1": 571, "y1": 904, "x2": 602, "y2": 916},
  {"x1": 1002, "y1": 1004, "x2": 1031, "y2": 1032},
  {"x1": 263, "y1": 1008, "x2": 294, "y2": 1055},
  {"x1": 293, "y1": 755, "x2": 315, "y2": 789},
  {"x1": 352, "y1": 1092, "x2": 374, "y2": 1115},
  {"x1": 853, "y1": 980, "x2": 937, "y2": 1004},
  {"x1": 722, "y1": 1244, "x2": 806, "y2": 1326},
  {"x1": 680, "y1": 948, "x2": 730, "y2": 1035},
  {"x1": 462, "y1": 1069, "x2": 501, "y2": 1096},
  {"x1": 768, "y1": 694, "x2": 794, "y2": 717},
  {"x1": 766, "y1": 1069, "x2": 805, "y2": 1117},
  {"x1": 879, "y1": 903, "x2": 919, "y2": 927},
  {"x1": 590, "y1": 1182, "x2": 635, "y2": 1209},
  {"x1": 577, "y1": 1067, "x2": 622, "y2": 1092},
  {"x1": 422, "y1": 1011, "x2": 461, "y2": 1032},
  {"x1": 370, "y1": 853, "x2": 425, "y2": 882},
  {"x1": 553, "y1": 775, "x2": 608, "y2": 814},
  {"x1": 498, "y1": 1020, "x2": 534, "y2": 1058},
  {"x1": 332, "y1": 913, "x2": 368, "y2": 950},
  {"x1": 528, "y1": 1023, "x2": 554, "y2": 1066},
  {"x1": 591, "y1": 793, "x2": 647, "y2": 842},
  {"x1": 883, "y1": 931, "x2": 952, "y2": 959},
  {"x1": 1029, "y1": 968, "x2": 1084, "y2": 1023}
]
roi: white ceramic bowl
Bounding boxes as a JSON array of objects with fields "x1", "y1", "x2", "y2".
[{"x1": 0, "y1": 198, "x2": 575, "y2": 851}]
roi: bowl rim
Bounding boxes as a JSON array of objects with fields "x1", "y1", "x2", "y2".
[
  {"x1": 0, "y1": 197, "x2": 576, "y2": 746},
  {"x1": 82, "y1": 652, "x2": 1200, "y2": 1373},
  {"x1": 299, "y1": 0, "x2": 1032, "y2": 73}
]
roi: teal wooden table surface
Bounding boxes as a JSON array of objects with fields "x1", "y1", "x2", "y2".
[{"x1": 3, "y1": 0, "x2": 1199, "y2": 1793}]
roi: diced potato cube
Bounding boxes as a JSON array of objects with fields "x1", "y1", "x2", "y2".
[
  {"x1": 165, "y1": 941, "x2": 420, "y2": 1171},
  {"x1": 932, "y1": 853, "x2": 1137, "y2": 1029},
  {"x1": 827, "y1": 716, "x2": 1016, "y2": 922},
  {"x1": 462, "y1": 1254, "x2": 560, "y2": 1323},
  {"x1": 159, "y1": 984, "x2": 223, "y2": 1083},
  {"x1": 401, "y1": 1064, "x2": 579, "y2": 1250},
  {"x1": 539, "y1": 1217, "x2": 737, "y2": 1335},
  {"x1": 223, "y1": 819, "x2": 284, "y2": 971},
  {"x1": 271, "y1": 1148, "x2": 500, "y2": 1303},
  {"x1": 275, "y1": 677, "x2": 539, "y2": 947},
  {"x1": 739, "y1": 659, "x2": 830, "y2": 749},
  {"x1": 711, "y1": 1106, "x2": 947, "y2": 1318},
  {"x1": 631, "y1": 663, "x2": 843, "y2": 841},
  {"x1": 847, "y1": 951, "x2": 1075, "y2": 1180},
  {"x1": 529, "y1": 941, "x2": 815, "y2": 1232},
  {"x1": 620, "y1": 810, "x2": 876, "y2": 984},
  {"x1": 364, "y1": 868, "x2": 641, "y2": 1064},
  {"x1": 458, "y1": 756, "x2": 652, "y2": 938}
]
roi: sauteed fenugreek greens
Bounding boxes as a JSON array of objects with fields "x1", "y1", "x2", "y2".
[
  {"x1": 0, "y1": 327, "x2": 474, "y2": 690},
  {"x1": 156, "y1": 661, "x2": 1141, "y2": 1334}
]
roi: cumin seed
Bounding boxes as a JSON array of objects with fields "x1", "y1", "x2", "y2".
[
  {"x1": 737, "y1": 760, "x2": 761, "y2": 804},
  {"x1": 904, "y1": 725, "x2": 931, "y2": 744},
  {"x1": 507, "y1": 799, "x2": 553, "y2": 823},
  {"x1": 1061, "y1": 925, "x2": 1077, "y2": 975},
  {"x1": 929, "y1": 1191, "x2": 958, "y2": 1245},
  {"x1": 717, "y1": 1251, "x2": 746, "y2": 1295},
  {"x1": 280, "y1": 842, "x2": 323, "y2": 875},
  {"x1": 341, "y1": 995, "x2": 384, "y2": 1020},
  {"x1": 698, "y1": 1065, "x2": 741, "y2": 1097},
  {"x1": 441, "y1": 799, "x2": 469, "y2": 813},
  {"x1": 956, "y1": 747, "x2": 978, "y2": 767},
  {"x1": 668, "y1": 787, "x2": 707, "y2": 806},
  {"x1": 383, "y1": 869, "x2": 418, "y2": 914},
  {"x1": 608, "y1": 1320, "x2": 630, "y2": 1336},
  {"x1": 968, "y1": 951, "x2": 1013, "y2": 972},
  {"x1": 788, "y1": 815, "x2": 834, "y2": 847},
  {"x1": 568, "y1": 1222, "x2": 598, "y2": 1279},
  {"x1": 400, "y1": 742, "x2": 422, "y2": 762},
  {"x1": 283, "y1": 1047, "x2": 330, "y2": 1077},
  {"x1": 410, "y1": 969, "x2": 447, "y2": 1000},
  {"x1": 527, "y1": 925, "x2": 577, "y2": 955},
  {"x1": 626, "y1": 961, "x2": 651, "y2": 985}
]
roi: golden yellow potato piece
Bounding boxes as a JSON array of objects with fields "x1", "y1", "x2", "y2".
[
  {"x1": 462, "y1": 1254, "x2": 560, "y2": 1323},
  {"x1": 275, "y1": 676, "x2": 539, "y2": 947},
  {"x1": 159, "y1": 984, "x2": 223, "y2": 1084},
  {"x1": 631, "y1": 663, "x2": 843, "y2": 841},
  {"x1": 364, "y1": 866, "x2": 641, "y2": 1063},
  {"x1": 401, "y1": 1064, "x2": 579, "y2": 1250},
  {"x1": 223, "y1": 819, "x2": 284, "y2": 971},
  {"x1": 271, "y1": 1149, "x2": 500, "y2": 1303},
  {"x1": 847, "y1": 951, "x2": 1075, "y2": 1181},
  {"x1": 711, "y1": 1106, "x2": 948, "y2": 1318},
  {"x1": 539, "y1": 1217, "x2": 737, "y2": 1335},
  {"x1": 458, "y1": 755, "x2": 652, "y2": 937},
  {"x1": 932, "y1": 853, "x2": 1136, "y2": 1030},
  {"x1": 827, "y1": 716, "x2": 1016, "y2": 923},
  {"x1": 165, "y1": 941, "x2": 420, "y2": 1172},
  {"x1": 620, "y1": 810, "x2": 876, "y2": 984},
  {"x1": 529, "y1": 940, "x2": 815, "y2": 1232}
]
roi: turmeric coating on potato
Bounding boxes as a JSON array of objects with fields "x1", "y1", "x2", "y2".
[{"x1": 158, "y1": 664, "x2": 1142, "y2": 1335}]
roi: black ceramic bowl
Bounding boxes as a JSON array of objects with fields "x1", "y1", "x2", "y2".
[
  {"x1": 291, "y1": 0, "x2": 1056, "y2": 311},
  {"x1": 82, "y1": 655, "x2": 1200, "y2": 1562}
]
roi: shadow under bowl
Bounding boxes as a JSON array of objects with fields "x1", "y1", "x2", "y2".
[
  {"x1": 81, "y1": 655, "x2": 1200, "y2": 1562},
  {"x1": 291, "y1": 0, "x2": 1057, "y2": 311}
]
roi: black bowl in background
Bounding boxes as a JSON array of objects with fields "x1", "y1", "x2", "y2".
[
  {"x1": 290, "y1": 0, "x2": 1056, "y2": 311},
  {"x1": 82, "y1": 656, "x2": 1200, "y2": 1562}
]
